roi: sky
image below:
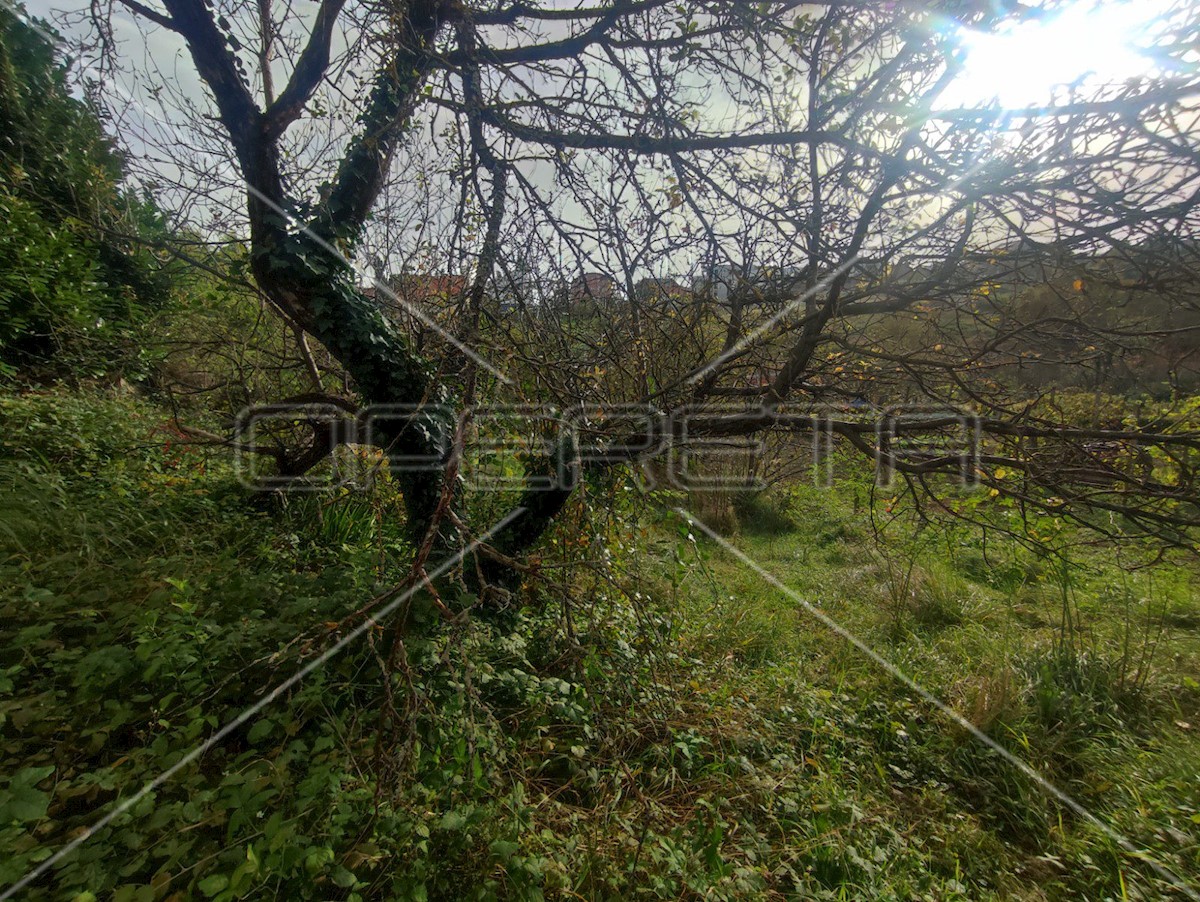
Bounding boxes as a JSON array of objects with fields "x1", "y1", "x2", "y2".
[{"x1": 17, "y1": 0, "x2": 1199, "y2": 285}]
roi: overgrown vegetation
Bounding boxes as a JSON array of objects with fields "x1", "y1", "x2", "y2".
[
  {"x1": 0, "y1": 5, "x2": 174, "y2": 378},
  {"x1": 3, "y1": 1, "x2": 1200, "y2": 899},
  {"x1": 1, "y1": 387, "x2": 1198, "y2": 899}
]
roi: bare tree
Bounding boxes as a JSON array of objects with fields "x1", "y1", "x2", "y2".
[{"x1": 90, "y1": 0, "x2": 1200, "y2": 577}]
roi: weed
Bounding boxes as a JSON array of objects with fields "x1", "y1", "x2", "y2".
[{"x1": 1, "y1": 388, "x2": 1198, "y2": 900}]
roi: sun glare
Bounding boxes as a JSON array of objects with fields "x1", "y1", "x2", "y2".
[{"x1": 945, "y1": 0, "x2": 1177, "y2": 108}]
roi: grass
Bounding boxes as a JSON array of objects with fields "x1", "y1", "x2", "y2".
[
  {"x1": 0, "y1": 387, "x2": 1199, "y2": 899},
  {"x1": 676, "y1": 480, "x2": 1200, "y2": 899}
]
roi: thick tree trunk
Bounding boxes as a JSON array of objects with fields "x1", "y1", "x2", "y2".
[
  {"x1": 253, "y1": 234, "x2": 576, "y2": 586},
  {"x1": 162, "y1": 0, "x2": 576, "y2": 585}
]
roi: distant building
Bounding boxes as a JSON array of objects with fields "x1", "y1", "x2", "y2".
[
  {"x1": 692, "y1": 264, "x2": 742, "y2": 302},
  {"x1": 392, "y1": 273, "x2": 468, "y2": 304},
  {"x1": 568, "y1": 272, "x2": 619, "y2": 304},
  {"x1": 692, "y1": 264, "x2": 802, "y2": 304},
  {"x1": 634, "y1": 277, "x2": 692, "y2": 304},
  {"x1": 361, "y1": 273, "x2": 468, "y2": 308}
]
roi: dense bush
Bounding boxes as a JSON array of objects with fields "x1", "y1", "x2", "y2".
[{"x1": 0, "y1": 5, "x2": 173, "y2": 376}]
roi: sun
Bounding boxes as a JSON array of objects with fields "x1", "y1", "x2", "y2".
[{"x1": 942, "y1": 0, "x2": 1179, "y2": 109}]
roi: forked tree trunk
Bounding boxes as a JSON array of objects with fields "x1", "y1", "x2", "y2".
[
  {"x1": 254, "y1": 234, "x2": 576, "y2": 588},
  {"x1": 157, "y1": 0, "x2": 578, "y2": 587}
]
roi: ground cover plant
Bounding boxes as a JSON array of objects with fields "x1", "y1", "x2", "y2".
[
  {"x1": 1, "y1": 388, "x2": 1198, "y2": 899},
  {"x1": 3, "y1": 0, "x2": 1200, "y2": 898}
]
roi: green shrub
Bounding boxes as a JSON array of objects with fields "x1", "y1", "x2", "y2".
[{"x1": 0, "y1": 6, "x2": 173, "y2": 376}]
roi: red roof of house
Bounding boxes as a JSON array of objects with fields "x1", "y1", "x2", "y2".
[
  {"x1": 569, "y1": 272, "x2": 618, "y2": 300},
  {"x1": 394, "y1": 274, "x2": 468, "y2": 301}
]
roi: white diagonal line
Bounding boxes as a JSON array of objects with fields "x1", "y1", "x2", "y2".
[
  {"x1": 677, "y1": 507, "x2": 1200, "y2": 902},
  {"x1": 683, "y1": 145, "x2": 996, "y2": 392},
  {"x1": 242, "y1": 184, "x2": 513, "y2": 386},
  {"x1": 3, "y1": 1, "x2": 511, "y2": 386},
  {"x1": 0, "y1": 0, "x2": 56, "y2": 44},
  {"x1": 684, "y1": 254, "x2": 863, "y2": 387},
  {"x1": 0, "y1": 507, "x2": 526, "y2": 900}
]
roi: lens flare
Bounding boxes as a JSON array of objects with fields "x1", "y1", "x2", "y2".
[{"x1": 945, "y1": 0, "x2": 1177, "y2": 108}]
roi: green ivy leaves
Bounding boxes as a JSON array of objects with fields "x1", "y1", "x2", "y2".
[{"x1": 0, "y1": 766, "x2": 54, "y2": 823}]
